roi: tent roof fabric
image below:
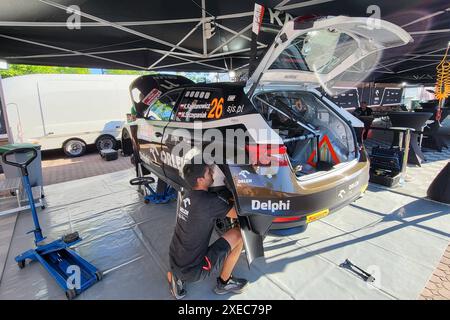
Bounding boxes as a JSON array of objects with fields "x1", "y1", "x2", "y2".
[{"x1": 0, "y1": 0, "x2": 449, "y2": 83}]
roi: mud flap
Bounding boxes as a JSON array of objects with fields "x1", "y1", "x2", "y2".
[{"x1": 237, "y1": 215, "x2": 273, "y2": 267}]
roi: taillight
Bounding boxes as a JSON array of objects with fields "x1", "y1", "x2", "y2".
[
  {"x1": 245, "y1": 144, "x2": 288, "y2": 167},
  {"x1": 273, "y1": 216, "x2": 301, "y2": 223}
]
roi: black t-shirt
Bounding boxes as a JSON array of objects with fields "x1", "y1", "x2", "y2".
[
  {"x1": 353, "y1": 107, "x2": 373, "y2": 117},
  {"x1": 169, "y1": 190, "x2": 232, "y2": 273}
]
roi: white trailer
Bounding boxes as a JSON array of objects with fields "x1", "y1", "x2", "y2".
[{"x1": 1, "y1": 74, "x2": 138, "y2": 156}]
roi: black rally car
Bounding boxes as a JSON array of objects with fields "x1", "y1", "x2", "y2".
[{"x1": 122, "y1": 16, "x2": 412, "y2": 265}]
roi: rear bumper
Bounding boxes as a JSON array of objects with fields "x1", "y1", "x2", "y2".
[
  {"x1": 230, "y1": 157, "x2": 369, "y2": 234},
  {"x1": 269, "y1": 189, "x2": 364, "y2": 230},
  {"x1": 235, "y1": 162, "x2": 369, "y2": 214}
]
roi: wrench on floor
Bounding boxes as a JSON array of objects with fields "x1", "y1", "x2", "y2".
[{"x1": 339, "y1": 259, "x2": 375, "y2": 282}]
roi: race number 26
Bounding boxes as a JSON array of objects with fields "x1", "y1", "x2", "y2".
[{"x1": 208, "y1": 97, "x2": 224, "y2": 119}]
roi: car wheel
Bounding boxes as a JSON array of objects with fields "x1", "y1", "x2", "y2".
[
  {"x1": 63, "y1": 139, "x2": 86, "y2": 157},
  {"x1": 96, "y1": 135, "x2": 117, "y2": 151}
]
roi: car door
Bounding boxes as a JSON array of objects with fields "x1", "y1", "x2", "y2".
[{"x1": 136, "y1": 89, "x2": 183, "y2": 178}]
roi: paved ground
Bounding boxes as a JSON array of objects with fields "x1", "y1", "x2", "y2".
[
  {"x1": 419, "y1": 245, "x2": 450, "y2": 300},
  {"x1": 1, "y1": 148, "x2": 133, "y2": 186},
  {"x1": 39, "y1": 148, "x2": 133, "y2": 186},
  {"x1": 365, "y1": 124, "x2": 450, "y2": 300}
]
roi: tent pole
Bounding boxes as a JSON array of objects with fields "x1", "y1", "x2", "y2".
[
  {"x1": 0, "y1": 76, "x2": 13, "y2": 143},
  {"x1": 0, "y1": 34, "x2": 147, "y2": 70},
  {"x1": 39, "y1": 0, "x2": 203, "y2": 57},
  {"x1": 202, "y1": 0, "x2": 208, "y2": 57},
  {"x1": 149, "y1": 21, "x2": 203, "y2": 69}
]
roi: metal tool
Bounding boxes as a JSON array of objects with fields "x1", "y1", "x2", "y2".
[
  {"x1": 339, "y1": 259, "x2": 375, "y2": 282},
  {"x1": 129, "y1": 176, "x2": 176, "y2": 204},
  {"x1": 2, "y1": 147, "x2": 102, "y2": 300}
]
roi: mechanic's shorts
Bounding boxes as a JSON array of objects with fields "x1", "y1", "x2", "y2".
[{"x1": 177, "y1": 237, "x2": 231, "y2": 283}]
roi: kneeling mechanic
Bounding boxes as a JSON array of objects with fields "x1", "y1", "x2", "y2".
[{"x1": 167, "y1": 164, "x2": 248, "y2": 299}]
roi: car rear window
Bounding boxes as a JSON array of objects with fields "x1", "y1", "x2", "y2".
[
  {"x1": 269, "y1": 31, "x2": 357, "y2": 74},
  {"x1": 175, "y1": 88, "x2": 252, "y2": 122}
]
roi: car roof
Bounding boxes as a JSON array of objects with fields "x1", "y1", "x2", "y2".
[{"x1": 177, "y1": 81, "x2": 246, "y2": 91}]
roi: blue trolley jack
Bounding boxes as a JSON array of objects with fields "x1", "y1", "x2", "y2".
[
  {"x1": 2, "y1": 148, "x2": 102, "y2": 300},
  {"x1": 129, "y1": 176, "x2": 177, "y2": 204}
]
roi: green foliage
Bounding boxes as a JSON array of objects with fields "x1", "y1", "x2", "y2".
[
  {"x1": 104, "y1": 69, "x2": 155, "y2": 75},
  {"x1": 182, "y1": 72, "x2": 207, "y2": 83},
  {"x1": 0, "y1": 64, "x2": 226, "y2": 84},
  {"x1": 0, "y1": 64, "x2": 90, "y2": 78}
]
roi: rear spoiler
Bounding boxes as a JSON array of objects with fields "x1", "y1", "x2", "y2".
[{"x1": 130, "y1": 74, "x2": 194, "y2": 117}]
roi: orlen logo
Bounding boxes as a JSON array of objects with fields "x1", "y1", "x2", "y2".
[
  {"x1": 348, "y1": 181, "x2": 360, "y2": 191},
  {"x1": 237, "y1": 170, "x2": 252, "y2": 184},
  {"x1": 252, "y1": 200, "x2": 290, "y2": 213}
]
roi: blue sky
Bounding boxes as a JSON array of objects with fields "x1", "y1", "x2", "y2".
[{"x1": 89, "y1": 68, "x2": 103, "y2": 74}]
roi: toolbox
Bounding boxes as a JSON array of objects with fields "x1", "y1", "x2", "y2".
[
  {"x1": 100, "y1": 149, "x2": 118, "y2": 161},
  {"x1": 369, "y1": 146, "x2": 403, "y2": 171},
  {"x1": 369, "y1": 168, "x2": 401, "y2": 187},
  {"x1": 369, "y1": 146, "x2": 403, "y2": 187}
]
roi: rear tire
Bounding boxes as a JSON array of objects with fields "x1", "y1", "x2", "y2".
[
  {"x1": 63, "y1": 139, "x2": 86, "y2": 157},
  {"x1": 96, "y1": 135, "x2": 117, "y2": 152}
]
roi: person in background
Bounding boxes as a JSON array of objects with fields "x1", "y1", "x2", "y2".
[
  {"x1": 294, "y1": 98, "x2": 308, "y2": 118},
  {"x1": 128, "y1": 105, "x2": 137, "y2": 122},
  {"x1": 353, "y1": 101, "x2": 373, "y2": 140}
]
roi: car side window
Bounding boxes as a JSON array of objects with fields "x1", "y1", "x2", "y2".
[{"x1": 145, "y1": 90, "x2": 182, "y2": 121}]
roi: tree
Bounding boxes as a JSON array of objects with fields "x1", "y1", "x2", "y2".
[
  {"x1": 104, "y1": 69, "x2": 154, "y2": 76},
  {"x1": 0, "y1": 64, "x2": 90, "y2": 78}
]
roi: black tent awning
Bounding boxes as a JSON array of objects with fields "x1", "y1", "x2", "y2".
[{"x1": 0, "y1": 0, "x2": 449, "y2": 82}]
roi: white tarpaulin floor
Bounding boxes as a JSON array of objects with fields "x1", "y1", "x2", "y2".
[{"x1": 0, "y1": 147, "x2": 449, "y2": 300}]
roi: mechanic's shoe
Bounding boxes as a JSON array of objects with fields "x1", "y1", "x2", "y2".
[
  {"x1": 167, "y1": 271, "x2": 186, "y2": 300},
  {"x1": 214, "y1": 276, "x2": 248, "y2": 295}
]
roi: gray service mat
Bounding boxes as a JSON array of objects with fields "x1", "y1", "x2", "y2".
[{"x1": 0, "y1": 161, "x2": 450, "y2": 299}]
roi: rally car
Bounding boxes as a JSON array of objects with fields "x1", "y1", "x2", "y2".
[{"x1": 121, "y1": 16, "x2": 412, "y2": 265}]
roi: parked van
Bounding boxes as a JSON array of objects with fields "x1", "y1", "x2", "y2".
[{"x1": 1, "y1": 74, "x2": 138, "y2": 156}]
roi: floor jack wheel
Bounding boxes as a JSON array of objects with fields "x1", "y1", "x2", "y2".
[
  {"x1": 65, "y1": 289, "x2": 77, "y2": 300},
  {"x1": 17, "y1": 260, "x2": 25, "y2": 269},
  {"x1": 95, "y1": 271, "x2": 103, "y2": 281},
  {"x1": 63, "y1": 232, "x2": 80, "y2": 244}
]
